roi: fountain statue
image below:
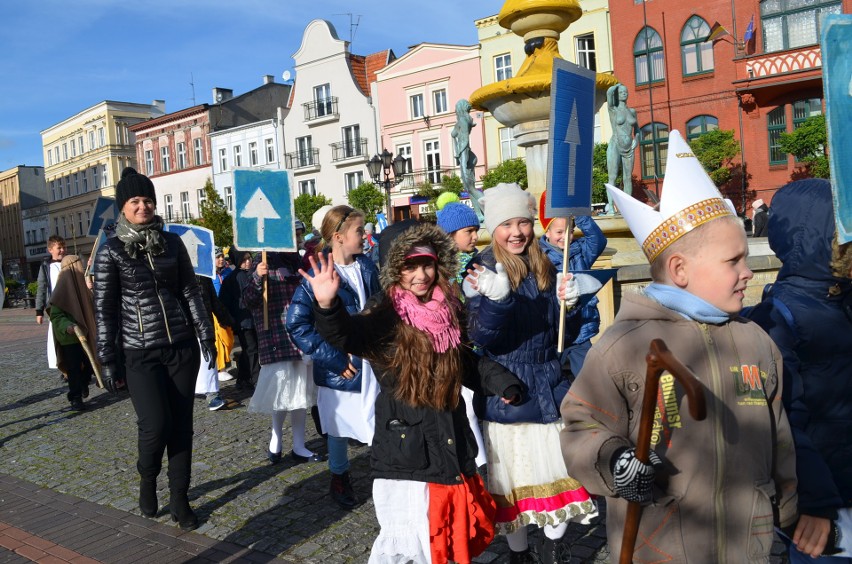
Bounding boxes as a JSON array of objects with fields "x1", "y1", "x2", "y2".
[
  {"x1": 451, "y1": 99, "x2": 486, "y2": 220},
  {"x1": 605, "y1": 83, "x2": 639, "y2": 214}
]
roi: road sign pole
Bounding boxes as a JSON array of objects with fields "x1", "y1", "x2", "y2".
[{"x1": 557, "y1": 216, "x2": 575, "y2": 354}]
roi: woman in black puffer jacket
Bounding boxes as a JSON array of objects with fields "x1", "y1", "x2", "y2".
[{"x1": 93, "y1": 167, "x2": 214, "y2": 531}]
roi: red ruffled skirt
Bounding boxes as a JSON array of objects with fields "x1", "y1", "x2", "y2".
[{"x1": 428, "y1": 474, "x2": 496, "y2": 564}]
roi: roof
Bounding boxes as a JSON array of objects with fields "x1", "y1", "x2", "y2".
[{"x1": 348, "y1": 49, "x2": 396, "y2": 96}]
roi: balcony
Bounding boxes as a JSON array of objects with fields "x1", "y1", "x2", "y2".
[
  {"x1": 303, "y1": 98, "x2": 339, "y2": 125},
  {"x1": 733, "y1": 45, "x2": 822, "y2": 101},
  {"x1": 331, "y1": 138, "x2": 368, "y2": 165},
  {"x1": 285, "y1": 148, "x2": 320, "y2": 173},
  {"x1": 396, "y1": 167, "x2": 454, "y2": 191}
]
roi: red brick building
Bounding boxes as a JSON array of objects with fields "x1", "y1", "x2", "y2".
[{"x1": 608, "y1": 0, "x2": 849, "y2": 212}]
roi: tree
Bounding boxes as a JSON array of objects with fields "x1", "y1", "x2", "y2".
[
  {"x1": 688, "y1": 129, "x2": 740, "y2": 187},
  {"x1": 294, "y1": 193, "x2": 332, "y2": 231},
  {"x1": 347, "y1": 182, "x2": 386, "y2": 224},
  {"x1": 480, "y1": 158, "x2": 528, "y2": 190},
  {"x1": 592, "y1": 143, "x2": 612, "y2": 204},
  {"x1": 778, "y1": 114, "x2": 829, "y2": 179},
  {"x1": 189, "y1": 179, "x2": 233, "y2": 247}
]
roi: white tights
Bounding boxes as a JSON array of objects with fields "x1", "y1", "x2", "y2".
[
  {"x1": 268, "y1": 409, "x2": 312, "y2": 457},
  {"x1": 506, "y1": 523, "x2": 568, "y2": 552}
]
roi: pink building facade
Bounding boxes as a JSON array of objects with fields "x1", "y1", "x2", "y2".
[{"x1": 375, "y1": 44, "x2": 486, "y2": 221}]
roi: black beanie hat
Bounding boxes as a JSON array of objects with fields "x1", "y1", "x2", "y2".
[
  {"x1": 378, "y1": 218, "x2": 420, "y2": 269},
  {"x1": 116, "y1": 167, "x2": 157, "y2": 212}
]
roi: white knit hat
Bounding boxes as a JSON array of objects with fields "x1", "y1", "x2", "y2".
[
  {"x1": 481, "y1": 182, "x2": 537, "y2": 234},
  {"x1": 311, "y1": 205, "x2": 333, "y2": 231},
  {"x1": 606, "y1": 130, "x2": 736, "y2": 262}
]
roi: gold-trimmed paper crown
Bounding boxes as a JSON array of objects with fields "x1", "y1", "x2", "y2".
[{"x1": 606, "y1": 130, "x2": 736, "y2": 262}]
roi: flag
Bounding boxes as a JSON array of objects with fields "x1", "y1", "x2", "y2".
[
  {"x1": 743, "y1": 15, "x2": 755, "y2": 43},
  {"x1": 705, "y1": 22, "x2": 730, "y2": 42}
]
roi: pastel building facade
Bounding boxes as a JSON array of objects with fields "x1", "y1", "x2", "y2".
[
  {"x1": 283, "y1": 19, "x2": 394, "y2": 205},
  {"x1": 0, "y1": 166, "x2": 47, "y2": 281},
  {"x1": 374, "y1": 43, "x2": 485, "y2": 221}
]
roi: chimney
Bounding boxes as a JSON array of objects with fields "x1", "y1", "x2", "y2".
[
  {"x1": 212, "y1": 87, "x2": 233, "y2": 104},
  {"x1": 263, "y1": 75, "x2": 275, "y2": 85},
  {"x1": 151, "y1": 100, "x2": 166, "y2": 115}
]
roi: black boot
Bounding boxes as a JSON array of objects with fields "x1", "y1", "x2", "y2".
[
  {"x1": 169, "y1": 491, "x2": 199, "y2": 531},
  {"x1": 139, "y1": 479, "x2": 158, "y2": 518},
  {"x1": 509, "y1": 548, "x2": 539, "y2": 564},
  {"x1": 540, "y1": 537, "x2": 571, "y2": 564},
  {"x1": 330, "y1": 471, "x2": 358, "y2": 510}
]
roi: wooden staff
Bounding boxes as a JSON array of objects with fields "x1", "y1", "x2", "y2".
[
  {"x1": 556, "y1": 216, "x2": 575, "y2": 353},
  {"x1": 261, "y1": 250, "x2": 269, "y2": 330},
  {"x1": 73, "y1": 327, "x2": 104, "y2": 389},
  {"x1": 619, "y1": 339, "x2": 707, "y2": 564}
]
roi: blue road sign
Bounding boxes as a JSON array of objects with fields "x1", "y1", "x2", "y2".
[
  {"x1": 88, "y1": 197, "x2": 119, "y2": 237},
  {"x1": 233, "y1": 170, "x2": 296, "y2": 251},
  {"x1": 822, "y1": 14, "x2": 852, "y2": 244},
  {"x1": 163, "y1": 224, "x2": 215, "y2": 278},
  {"x1": 546, "y1": 58, "x2": 596, "y2": 218}
]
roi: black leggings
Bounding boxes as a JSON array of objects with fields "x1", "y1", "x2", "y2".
[
  {"x1": 124, "y1": 340, "x2": 199, "y2": 493},
  {"x1": 60, "y1": 343, "x2": 92, "y2": 402}
]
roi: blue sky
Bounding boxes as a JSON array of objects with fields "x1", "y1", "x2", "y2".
[{"x1": 0, "y1": 0, "x2": 493, "y2": 171}]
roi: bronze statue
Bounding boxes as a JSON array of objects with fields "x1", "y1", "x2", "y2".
[
  {"x1": 451, "y1": 99, "x2": 485, "y2": 220},
  {"x1": 606, "y1": 84, "x2": 639, "y2": 214}
]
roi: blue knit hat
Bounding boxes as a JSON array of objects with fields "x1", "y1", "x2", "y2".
[{"x1": 437, "y1": 202, "x2": 479, "y2": 234}]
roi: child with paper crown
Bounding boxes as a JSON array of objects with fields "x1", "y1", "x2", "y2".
[{"x1": 560, "y1": 130, "x2": 798, "y2": 563}]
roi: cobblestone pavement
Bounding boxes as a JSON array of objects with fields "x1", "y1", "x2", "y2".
[{"x1": 0, "y1": 306, "x2": 789, "y2": 563}]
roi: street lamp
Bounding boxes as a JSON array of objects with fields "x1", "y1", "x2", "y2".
[{"x1": 367, "y1": 149, "x2": 407, "y2": 225}]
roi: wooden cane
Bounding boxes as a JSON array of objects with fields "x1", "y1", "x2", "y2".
[
  {"x1": 619, "y1": 339, "x2": 707, "y2": 564},
  {"x1": 261, "y1": 250, "x2": 269, "y2": 330},
  {"x1": 73, "y1": 327, "x2": 104, "y2": 389},
  {"x1": 556, "y1": 216, "x2": 575, "y2": 354}
]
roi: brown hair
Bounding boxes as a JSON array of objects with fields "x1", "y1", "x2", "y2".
[
  {"x1": 650, "y1": 215, "x2": 743, "y2": 282},
  {"x1": 47, "y1": 235, "x2": 65, "y2": 248},
  {"x1": 491, "y1": 236, "x2": 555, "y2": 292},
  {"x1": 318, "y1": 205, "x2": 364, "y2": 254},
  {"x1": 370, "y1": 273, "x2": 465, "y2": 411}
]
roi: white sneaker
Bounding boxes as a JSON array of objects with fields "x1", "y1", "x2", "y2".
[{"x1": 217, "y1": 371, "x2": 234, "y2": 382}]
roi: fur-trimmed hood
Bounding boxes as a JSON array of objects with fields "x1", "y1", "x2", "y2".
[{"x1": 379, "y1": 222, "x2": 458, "y2": 291}]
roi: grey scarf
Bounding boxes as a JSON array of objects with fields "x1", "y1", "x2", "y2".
[{"x1": 116, "y1": 214, "x2": 166, "y2": 259}]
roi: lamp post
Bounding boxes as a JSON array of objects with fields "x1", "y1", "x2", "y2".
[{"x1": 367, "y1": 149, "x2": 407, "y2": 225}]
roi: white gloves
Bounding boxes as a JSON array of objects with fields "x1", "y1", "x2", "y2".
[
  {"x1": 557, "y1": 273, "x2": 580, "y2": 308},
  {"x1": 464, "y1": 263, "x2": 511, "y2": 302}
]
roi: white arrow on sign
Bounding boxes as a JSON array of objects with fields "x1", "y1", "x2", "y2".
[
  {"x1": 564, "y1": 100, "x2": 581, "y2": 198},
  {"x1": 240, "y1": 187, "x2": 280, "y2": 244},
  {"x1": 100, "y1": 203, "x2": 117, "y2": 226},
  {"x1": 179, "y1": 229, "x2": 204, "y2": 268}
]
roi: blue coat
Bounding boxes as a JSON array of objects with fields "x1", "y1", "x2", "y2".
[
  {"x1": 467, "y1": 247, "x2": 579, "y2": 424},
  {"x1": 746, "y1": 179, "x2": 852, "y2": 519},
  {"x1": 286, "y1": 253, "x2": 380, "y2": 392},
  {"x1": 539, "y1": 215, "x2": 607, "y2": 345}
]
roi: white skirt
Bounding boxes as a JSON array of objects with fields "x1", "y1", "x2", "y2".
[
  {"x1": 46, "y1": 322, "x2": 57, "y2": 370},
  {"x1": 484, "y1": 420, "x2": 598, "y2": 534},
  {"x1": 316, "y1": 358, "x2": 379, "y2": 445},
  {"x1": 248, "y1": 360, "x2": 315, "y2": 414},
  {"x1": 369, "y1": 479, "x2": 431, "y2": 564}
]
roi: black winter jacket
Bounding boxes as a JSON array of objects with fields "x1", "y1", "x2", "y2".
[
  {"x1": 220, "y1": 268, "x2": 254, "y2": 330},
  {"x1": 93, "y1": 232, "x2": 214, "y2": 365},
  {"x1": 313, "y1": 293, "x2": 521, "y2": 485}
]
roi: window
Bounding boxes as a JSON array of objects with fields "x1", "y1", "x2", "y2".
[
  {"x1": 78, "y1": 136, "x2": 84, "y2": 153},
  {"x1": 686, "y1": 115, "x2": 719, "y2": 141},
  {"x1": 78, "y1": 213, "x2": 83, "y2": 236},
  {"x1": 160, "y1": 146, "x2": 171, "y2": 173},
  {"x1": 58, "y1": 178, "x2": 63, "y2": 199},
  {"x1": 145, "y1": 150, "x2": 154, "y2": 175},
  {"x1": 40, "y1": 227, "x2": 46, "y2": 242},
  {"x1": 410, "y1": 94, "x2": 425, "y2": 119},
  {"x1": 396, "y1": 144, "x2": 413, "y2": 174},
  {"x1": 63, "y1": 143, "x2": 68, "y2": 160},
  {"x1": 433, "y1": 89, "x2": 448, "y2": 114},
  {"x1": 314, "y1": 84, "x2": 332, "y2": 116},
  {"x1": 494, "y1": 53, "x2": 512, "y2": 81},
  {"x1": 575, "y1": 33, "x2": 597, "y2": 71},
  {"x1": 296, "y1": 136, "x2": 313, "y2": 166},
  {"x1": 344, "y1": 171, "x2": 363, "y2": 194},
  {"x1": 793, "y1": 98, "x2": 822, "y2": 127},
  {"x1": 425, "y1": 139, "x2": 441, "y2": 183},
  {"x1": 194, "y1": 138, "x2": 203, "y2": 165},
  {"x1": 177, "y1": 142, "x2": 187, "y2": 169},
  {"x1": 639, "y1": 123, "x2": 669, "y2": 178},
  {"x1": 54, "y1": 147, "x2": 59, "y2": 164},
  {"x1": 224, "y1": 186, "x2": 233, "y2": 212},
  {"x1": 70, "y1": 139, "x2": 76, "y2": 157},
  {"x1": 54, "y1": 218, "x2": 58, "y2": 236},
  {"x1": 85, "y1": 210, "x2": 90, "y2": 232},
  {"x1": 50, "y1": 181, "x2": 56, "y2": 201},
  {"x1": 197, "y1": 188, "x2": 206, "y2": 210},
  {"x1": 92, "y1": 166, "x2": 100, "y2": 191},
  {"x1": 635, "y1": 27, "x2": 665, "y2": 84},
  {"x1": 342, "y1": 125, "x2": 361, "y2": 158},
  {"x1": 180, "y1": 191, "x2": 191, "y2": 219},
  {"x1": 62, "y1": 217, "x2": 67, "y2": 238},
  {"x1": 219, "y1": 148, "x2": 228, "y2": 171},
  {"x1": 681, "y1": 16, "x2": 714, "y2": 75},
  {"x1": 265, "y1": 138, "x2": 275, "y2": 163},
  {"x1": 249, "y1": 142, "x2": 258, "y2": 166},
  {"x1": 98, "y1": 128, "x2": 105, "y2": 147},
  {"x1": 88, "y1": 131, "x2": 95, "y2": 152},
  {"x1": 762, "y1": 0, "x2": 841, "y2": 52},
  {"x1": 767, "y1": 106, "x2": 787, "y2": 165},
  {"x1": 47, "y1": 150, "x2": 52, "y2": 166},
  {"x1": 116, "y1": 124, "x2": 123, "y2": 145},
  {"x1": 299, "y1": 179, "x2": 316, "y2": 196},
  {"x1": 82, "y1": 172, "x2": 88, "y2": 193},
  {"x1": 234, "y1": 145, "x2": 242, "y2": 167},
  {"x1": 102, "y1": 165, "x2": 108, "y2": 187},
  {"x1": 499, "y1": 127, "x2": 518, "y2": 161},
  {"x1": 164, "y1": 194, "x2": 174, "y2": 221},
  {"x1": 73, "y1": 173, "x2": 79, "y2": 195}
]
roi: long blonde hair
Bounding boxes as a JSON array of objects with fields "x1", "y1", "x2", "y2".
[
  {"x1": 491, "y1": 237, "x2": 555, "y2": 292},
  {"x1": 318, "y1": 205, "x2": 364, "y2": 255}
]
